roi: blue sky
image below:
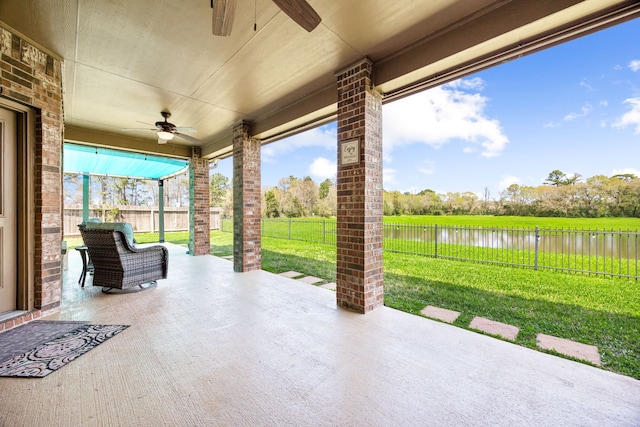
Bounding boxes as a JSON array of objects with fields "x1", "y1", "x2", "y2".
[{"x1": 213, "y1": 18, "x2": 640, "y2": 199}]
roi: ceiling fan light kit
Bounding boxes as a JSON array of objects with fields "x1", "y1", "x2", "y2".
[
  {"x1": 123, "y1": 111, "x2": 200, "y2": 145},
  {"x1": 157, "y1": 130, "x2": 175, "y2": 140}
]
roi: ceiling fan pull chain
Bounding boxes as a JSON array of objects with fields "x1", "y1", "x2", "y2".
[{"x1": 254, "y1": 0, "x2": 257, "y2": 31}]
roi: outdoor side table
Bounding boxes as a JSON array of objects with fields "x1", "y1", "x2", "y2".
[{"x1": 75, "y1": 246, "x2": 93, "y2": 287}]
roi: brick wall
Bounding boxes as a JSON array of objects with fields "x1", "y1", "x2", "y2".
[
  {"x1": 189, "y1": 148, "x2": 211, "y2": 255},
  {"x1": 232, "y1": 121, "x2": 261, "y2": 272},
  {"x1": 1, "y1": 27, "x2": 64, "y2": 315},
  {"x1": 335, "y1": 59, "x2": 384, "y2": 313}
]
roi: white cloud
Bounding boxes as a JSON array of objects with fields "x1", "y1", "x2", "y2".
[
  {"x1": 564, "y1": 104, "x2": 593, "y2": 121},
  {"x1": 613, "y1": 97, "x2": 640, "y2": 134},
  {"x1": 261, "y1": 126, "x2": 335, "y2": 162},
  {"x1": 498, "y1": 175, "x2": 521, "y2": 191},
  {"x1": 308, "y1": 157, "x2": 336, "y2": 180},
  {"x1": 629, "y1": 60, "x2": 640, "y2": 72},
  {"x1": 580, "y1": 79, "x2": 594, "y2": 91},
  {"x1": 418, "y1": 160, "x2": 435, "y2": 175},
  {"x1": 446, "y1": 77, "x2": 485, "y2": 90},
  {"x1": 383, "y1": 168, "x2": 397, "y2": 186},
  {"x1": 382, "y1": 77, "x2": 508, "y2": 159},
  {"x1": 612, "y1": 168, "x2": 640, "y2": 177}
]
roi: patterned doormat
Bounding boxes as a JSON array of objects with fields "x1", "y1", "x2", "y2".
[{"x1": 0, "y1": 320, "x2": 129, "y2": 378}]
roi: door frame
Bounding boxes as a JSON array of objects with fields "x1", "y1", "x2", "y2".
[{"x1": 1, "y1": 96, "x2": 35, "y2": 312}]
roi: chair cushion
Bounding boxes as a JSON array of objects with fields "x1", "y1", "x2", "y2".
[{"x1": 85, "y1": 222, "x2": 136, "y2": 247}]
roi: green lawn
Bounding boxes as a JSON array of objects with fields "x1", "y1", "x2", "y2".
[
  {"x1": 208, "y1": 231, "x2": 640, "y2": 380},
  {"x1": 226, "y1": 215, "x2": 640, "y2": 230},
  {"x1": 384, "y1": 215, "x2": 640, "y2": 230}
]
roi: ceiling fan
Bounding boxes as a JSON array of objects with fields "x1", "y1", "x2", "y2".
[
  {"x1": 124, "y1": 112, "x2": 200, "y2": 144},
  {"x1": 211, "y1": 0, "x2": 321, "y2": 37}
]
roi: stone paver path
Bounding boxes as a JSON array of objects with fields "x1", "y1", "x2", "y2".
[
  {"x1": 278, "y1": 271, "x2": 303, "y2": 278},
  {"x1": 469, "y1": 316, "x2": 520, "y2": 341},
  {"x1": 419, "y1": 305, "x2": 601, "y2": 367},
  {"x1": 298, "y1": 276, "x2": 323, "y2": 285},
  {"x1": 536, "y1": 333, "x2": 601, "y2": 366},
  {"x1": 320, "y1": 282, "x2": 336, "y2": 291},
  {"x1": 420, "y1": 306, "x2": 461, "y2": 323}
]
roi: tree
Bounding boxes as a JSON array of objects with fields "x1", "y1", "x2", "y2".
[
  {"x1": 544, "y1": 170, "x2": 569, "y2": 186},
  {"x1": 565, "y1": 172, "x2": 582, "y2": 186},
  {"x1": 611, "y1": 173, "x2": 637, "y2": 183},
  {"x1": 210, "y1": 172, "x2": 230, "y2": 207},
  {"x1": 319, "y1": 178, "x2": 332, "y2": 199},
  {"x1": 264, "y1": 189, "x2": 279, "y2": 218},
  {"x1": 63, "y1": 173, "x2": 82, "y2": 205}
]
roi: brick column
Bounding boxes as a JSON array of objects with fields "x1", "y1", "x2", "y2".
[
  {"x1": 335, "y1": 58, "x2": 384, "y2": 313},
  {"x1": 232, "y1": 121, "x2": 261, "y2": 272},
  {"x1": 1, "y1": 27, "x2": 63, "y2": 317},
  {"x1": 189, "y1": 147, "x2": 210, "y2": 255}
]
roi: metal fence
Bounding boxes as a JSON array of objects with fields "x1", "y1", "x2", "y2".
[{"x1": 220, "y1": 218, "x2": 640, "y2": 280}]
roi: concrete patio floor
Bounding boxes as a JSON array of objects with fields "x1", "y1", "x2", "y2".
[{"x1": 1, "y1": 243, "x2": 639, "y2": 426}]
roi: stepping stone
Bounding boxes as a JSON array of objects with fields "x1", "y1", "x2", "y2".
[
  {"x1": 279, "y1": 271, "x2": 303, "y2": 278},
  {"x1": 320, "y1": 282, "x2": 336, "y2": 291},
  {"x1": 536, "y1": 333, "x2": 601, "y2": 366},
  {"x1": 469, "y1": 316, "x2": 519, "y2": 341},
  {"x1": 222, "y1": 255, "x2": 234, "y2": 260},
  {"x1": 298, "y1": 276, "x2": 323, "y2": 285},
  {"x1": 420, "y1": 305, "x2": 460, "y2": 323}
]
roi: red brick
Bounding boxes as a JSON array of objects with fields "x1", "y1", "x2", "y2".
[
  {"x1": 335, "y1": 59, "x2": 384, "y2": 314},
  {"x1": 2, "y1": 27, "x2": 63, "y2": 314}
]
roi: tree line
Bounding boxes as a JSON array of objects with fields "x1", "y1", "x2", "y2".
[
  {"x1": 384, "y1": 170, "x2": 640, "y2": 218},
  {"x1": 66, "y1": 169, "x2": 640, "y2": 219}
]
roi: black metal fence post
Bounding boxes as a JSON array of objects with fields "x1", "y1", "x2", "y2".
[
  {"x1": 534, "y1": 226, "x2": 539, "y2": 271},
  {"x1": 434, "y1": 224, "x2": 438, "y2": 258}
]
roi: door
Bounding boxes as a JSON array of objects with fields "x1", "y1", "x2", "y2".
[{"x1": 0, "y1": 107, "x2": 17, "y2": 314}]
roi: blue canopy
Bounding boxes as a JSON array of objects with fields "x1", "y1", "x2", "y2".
[{"x1": 64, "y1": 143, "x2": 188, "y2": 179}]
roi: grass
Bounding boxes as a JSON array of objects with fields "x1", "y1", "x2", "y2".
[
  {"x1": 383, "y1": 215, "x2": 640, "y2": 230},
  {"x1": 226, "y1": 216, "x2": 640, "y2": 279},
  {"x1": 208, "y1": 231, "x2": 640, "y2": 380},
  {"x1": 225, "y1": 215, "x2": 640, "y2": 230}
]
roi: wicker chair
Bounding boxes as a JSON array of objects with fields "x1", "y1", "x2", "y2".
[{"x1": 79, "y1": 227, "x2": 168, "y2": 292}]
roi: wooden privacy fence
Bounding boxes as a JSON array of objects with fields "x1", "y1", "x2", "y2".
[{"x1": 64, "y1": 206, "x2": 223, "y2": 236}]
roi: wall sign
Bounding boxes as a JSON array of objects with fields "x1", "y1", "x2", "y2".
[{"x1": 340, "y1": 139, "x2": 359, "y2": 166}]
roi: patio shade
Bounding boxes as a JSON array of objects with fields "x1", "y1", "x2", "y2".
[{"x1": 64, "y1": 143, "x2": 188, "y2": 179}]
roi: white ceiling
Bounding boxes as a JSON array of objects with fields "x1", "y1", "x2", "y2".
[{"x1": 1, "y1": 0, "x2": 639, "y2": 160}]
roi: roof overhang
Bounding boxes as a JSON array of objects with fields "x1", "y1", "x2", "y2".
[{"x1": 1, "y1": 0, "x2": 639, "y2": 161}]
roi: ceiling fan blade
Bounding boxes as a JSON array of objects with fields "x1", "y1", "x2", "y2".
[
  {"x1": 212, "y1": 0, "x2": 238, "y2": 36},
  {"x1": 122, "y1": 128, "x2": 156, "y2": 131},
  {"x1": 175, "y1": 133, "x2": 201, "y2": 144},
  {"x1": 272, "y1": 0, "x2": 321, "y2": 32},
  {"x1": 175, "y1": 127, "x2": 197, "y2": 133}
]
